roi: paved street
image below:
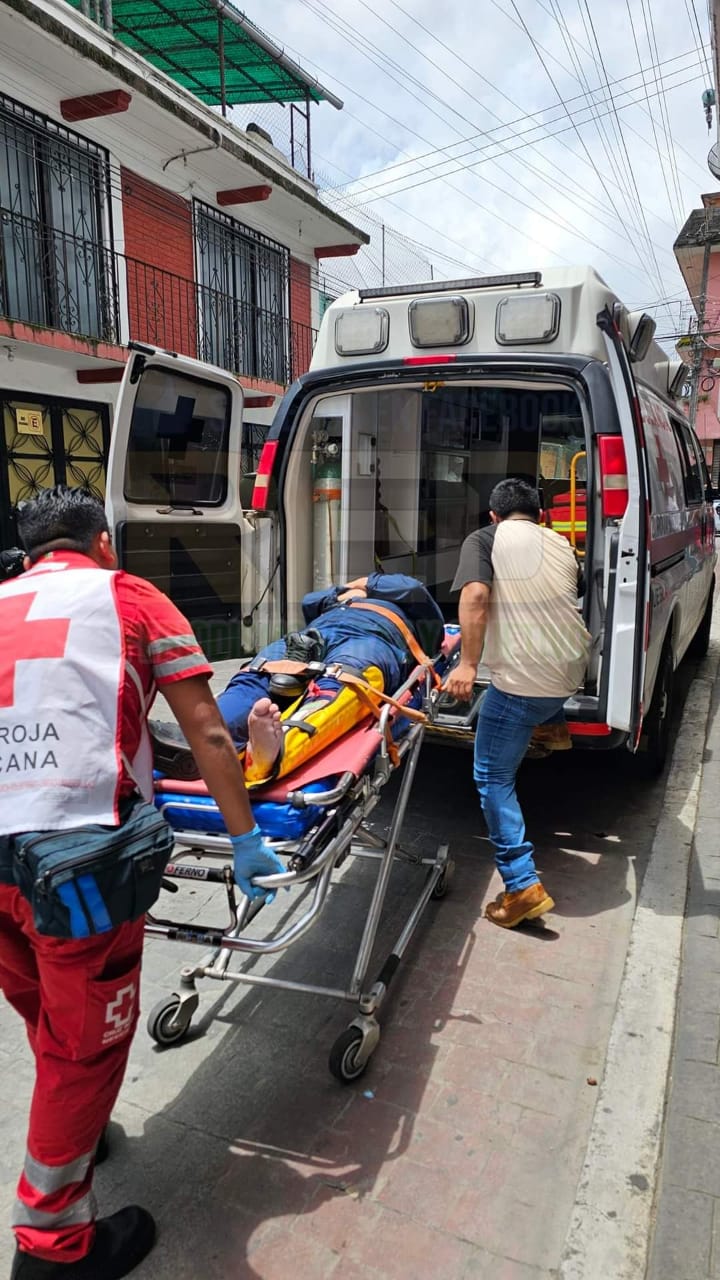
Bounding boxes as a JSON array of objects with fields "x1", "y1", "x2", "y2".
[{"x1": 0, "y1": 655, "x2": 708, "y2": 1279}]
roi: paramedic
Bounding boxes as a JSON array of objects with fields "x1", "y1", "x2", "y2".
[
  {"x1": 0, "y1": 486, "x2": 284, "y2": 1280},
  {"x1": 215, "y1": 571, "x2": 444, "y2": 758},
  {"x1": 447, "y1": 478, "x2": 591, "y2": 929}
]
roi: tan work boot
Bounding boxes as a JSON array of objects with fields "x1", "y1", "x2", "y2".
[
  {"x1": 530, "y1": 722, "x2": 573, "y2": 751},
  {"x1": 485, "y1": 882, "x2": 555, "y2": 928}
]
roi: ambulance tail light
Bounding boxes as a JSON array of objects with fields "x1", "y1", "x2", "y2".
[
  {"x1": 403, "y1": 354, "x2": 458, "y2": 366},
  {"x1": 250, "y1": 440, "x2": 279, "y2": 509},
  {"x1": 598, "y1": 436, "x2": 629, "y2": 519}
]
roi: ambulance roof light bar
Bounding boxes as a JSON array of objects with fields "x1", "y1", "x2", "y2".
[{"x1": 358, "y1": 272, "x2": 542, "y2": 302}]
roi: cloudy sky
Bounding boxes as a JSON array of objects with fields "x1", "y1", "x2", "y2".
[{"x1": 236, "y1": 0, "x2": 715, "y2": 343}]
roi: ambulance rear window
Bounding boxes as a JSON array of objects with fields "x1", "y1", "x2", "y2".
[{"x1": 124, "y1": 368, "x2": 230, "y2": 506}]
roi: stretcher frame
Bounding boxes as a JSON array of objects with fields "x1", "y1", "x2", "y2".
[{"x1": 145, "y1": 665, "x2": 454, "y2": 1082}]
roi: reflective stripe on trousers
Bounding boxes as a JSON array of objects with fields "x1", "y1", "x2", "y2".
[
  {"x1": 13, "y1": 1147, "x2": 97, "y2": 1235},
  {"x1": 0, "y1": 884, "x2": 144, "y2": 1263}
]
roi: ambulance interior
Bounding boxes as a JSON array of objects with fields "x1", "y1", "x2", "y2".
[{"x1": 283, "y1": 378, "x2": 594, "y2": 674}]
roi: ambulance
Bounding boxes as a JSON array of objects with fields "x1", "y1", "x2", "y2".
[{"x1": 106, "y1": 266, "x2": 717, "y2": 774}]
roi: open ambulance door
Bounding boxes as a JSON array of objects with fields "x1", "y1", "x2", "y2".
[
  {"x1": 597, "y1": 308, "x2": 651, "y2": 746},
  {"x1": 106, "y1": 344, "x2": 272, "y2": 661}
]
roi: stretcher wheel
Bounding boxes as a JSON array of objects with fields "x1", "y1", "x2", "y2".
[
  {"x1": 432, "y1": 859, "x2": 455, "y2": 900},
  {"x1": 329, "y1": 1027, "x2": 369, "y2": 1083},
  {"x1": 147, "y1": 995, "x2": 193, "y2": 1047}
]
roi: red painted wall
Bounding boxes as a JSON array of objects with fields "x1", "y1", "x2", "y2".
[
  {"x1": 289, "y1": 257, "x2": 314, "y2": 376},
  {"x1": 121, "y1": 168, "x2": 197, "y2": 357}
]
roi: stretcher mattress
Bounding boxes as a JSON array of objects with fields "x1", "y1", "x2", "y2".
[{"x1": 154, "y1": 626, "x2": 460, "y2": 841}]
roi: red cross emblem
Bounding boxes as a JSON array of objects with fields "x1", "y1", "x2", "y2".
[
  {"x1": 0, "y1": 592, "x2": 71, "y2": 709},
  {"x1": 105, "y1": 983, "x2": 137, "y2": 1033}
]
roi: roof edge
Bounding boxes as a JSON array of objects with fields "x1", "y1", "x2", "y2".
[{"x1": 211, "y1": 1, "x2": 343, "y2": 110}]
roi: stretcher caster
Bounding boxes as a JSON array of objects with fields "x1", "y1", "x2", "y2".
[
  {"x1": 329, "y1": 1027, "x2": 371, "y2": 1083},
  {"x1": 432, "y1": 858, "x2": 455, "y2": 900},
  {"x1": 329, "y1": 1012, "x2": 382, "y2": 1083},
  {"x1": 147, "y1": 993, "x2": 196, "y2": 1046}
]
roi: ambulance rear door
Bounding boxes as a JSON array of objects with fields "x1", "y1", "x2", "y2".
[
  {"x1": 597, "y1": 308, "x2": 651, "y2": 744},
  {"x1": 106, "y1": 344, "x2": 276, "y2": 661}
]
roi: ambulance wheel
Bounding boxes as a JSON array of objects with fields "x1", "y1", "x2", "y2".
[
  {"x1": 432, "y1": 859, "x2": 455, "y2": 899},
  {"x1": 635, "y1": 645, "x2": 674, "y2": 779},
  {"x1": 329, "y1": 1027, "x2": 368, "y2": 1083},
  {"x1": 147, "y1": 995, "x2": 193, "y2": 1047}
]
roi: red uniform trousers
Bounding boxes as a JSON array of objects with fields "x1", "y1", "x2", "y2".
[{"x1": 0, "y1": 883, "x2": 144, "y2": 1263}]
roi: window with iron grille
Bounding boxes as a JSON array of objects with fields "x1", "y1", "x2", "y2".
[
  {"x1": 0, "y1": 94, "x2": 117, "y2": 343},
  {"x1": 194, "y1": 201, "x2": 289, "y2": 383}
]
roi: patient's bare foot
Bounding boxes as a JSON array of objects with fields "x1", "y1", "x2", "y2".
[{"x1": 247, "y1": 698, "x2": 283, "y2": 775}]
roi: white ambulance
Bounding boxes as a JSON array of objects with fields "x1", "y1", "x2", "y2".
[{"x1": 106, "y1": 266, "x2": 716, "y2": 774}]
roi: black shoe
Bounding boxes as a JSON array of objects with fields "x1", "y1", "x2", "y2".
[
  {"x1": 149, "y1": 719, "x2": 200, "y2": 781},
  {"x1": 11, "y1": 1206, "x2": 156, "y2": 1279}
]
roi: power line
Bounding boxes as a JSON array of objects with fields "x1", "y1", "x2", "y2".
[
  {"x1": 350, "y1": 0, "x2": 679, "y2": 278},
  {"x1": 625, "y1": 0, "x2": 684, "y2": 232},
  {"x1": 510, "y1": 0, "x2": 710, "y2": 186},
  {"x1": 336, "y1": 66, "x2": 702, "y2": 217},
  {"x1": 335, "y1": 54, "x2": 699, "y2": 235},
  {"x1": 291, "y1": 0, "x2": 596, "y2": 270},
  {"x1": 547, "y1": 0, "x2": 663, "y2": 295},
  {"x1": 688, "y1": 0, "x2": 713, "y2": 81},
  {"x1": 331, "y1": 44, "x2": 698, "y2": 215},
  {"x1": 579, "y1": 0, "x2": 670, "y2": 323},
  {"x1": 640, "y1": 0, "x2": 685, "y2": 219},
  {"x1": 505, "y1": 0, "x2": 664, "y2": 303}
]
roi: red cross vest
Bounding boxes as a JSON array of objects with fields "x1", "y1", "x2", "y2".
[{"x1": 0, "y1": 561, "x2": 146, "y2": 836}]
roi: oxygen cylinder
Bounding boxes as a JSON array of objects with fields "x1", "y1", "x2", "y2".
[{"x1": 312, "y1": 449, "x2": 342, "y2": 589}]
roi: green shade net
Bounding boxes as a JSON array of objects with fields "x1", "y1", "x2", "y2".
[{"x1": 64, "y1": 0, "x2": 324, "y2": 105}]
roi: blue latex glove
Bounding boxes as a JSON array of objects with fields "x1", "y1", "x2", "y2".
[{"x1": 230, "y1": 826, "x2": 286, "y2": 902}]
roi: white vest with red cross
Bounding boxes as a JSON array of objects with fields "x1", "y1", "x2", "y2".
[{"x1": 0, "y1": 561, "x2": 147, "y2": 836}]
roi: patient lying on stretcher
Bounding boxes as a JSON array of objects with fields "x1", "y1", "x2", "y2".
[{"x1": 152, "y1": 573, "x2": 445, "y2": 787}]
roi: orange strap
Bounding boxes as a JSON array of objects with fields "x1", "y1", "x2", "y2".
[
  {"x1": 333, "y1": 668, "x2": 427, "y2": 725},
  {"x1": 347, "y1": 600, "x2": 442, "y2": 687},
  {"x1": 244, "y1": 658, "x2": 430, "y2": 768},
  {"x1": 244, "y1": 658, "x2": 428, "y2": 724}
]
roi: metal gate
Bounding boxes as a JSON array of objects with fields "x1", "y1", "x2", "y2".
[{"x1": 0, "y1": 392, "x2": 111, "y2": 548}]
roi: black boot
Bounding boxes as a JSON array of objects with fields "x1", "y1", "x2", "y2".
[
  {"x1": 149, "y1": 719, "x2": 199, "y2": 781},
  {"x1": 11, "y1": 1206, "x2": 156, "y2": 1279}
]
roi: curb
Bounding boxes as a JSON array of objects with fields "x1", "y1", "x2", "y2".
[{"x1": 559, "y1": 617, "x2": 720, "y2": 1280}]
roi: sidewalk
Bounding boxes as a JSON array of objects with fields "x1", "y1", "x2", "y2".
[
  {"x1": 647, "y1": 656, "x2": 720, "y2": 1279},
  {"x1": 0, "y1": 664, "x2": 692, "y2": 1278}
]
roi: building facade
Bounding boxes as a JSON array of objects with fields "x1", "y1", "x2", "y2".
[
  {"x1": 0, "y1": 0, "x2": 366, "y2": 547},
  {"x1": 674, "y1": 194, "x2": 720, "y2": 480}
]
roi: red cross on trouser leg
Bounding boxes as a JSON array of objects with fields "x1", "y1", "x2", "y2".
[
  {"x1": 0, "y1": 593, "x2": 70, "y2": 709},
  {"x1": 0, "y1": 885, "x2": 144, "y2": 1264}
]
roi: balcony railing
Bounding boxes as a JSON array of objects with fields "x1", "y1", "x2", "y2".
[{"x1": 0, "y1": 213, "x2": 316, "y2": 384}]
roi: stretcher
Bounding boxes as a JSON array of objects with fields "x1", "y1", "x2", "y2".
[{"x1": 146, "y1": 628, "x2": 461, "y2": 1082}]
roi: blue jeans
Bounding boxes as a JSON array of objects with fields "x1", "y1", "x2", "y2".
[
  {"x1": 217, "y1": 625, "x2": 405, "y2": 751},
  {"x1": 473, "y1": 684, "x2": 567, "y2": 893}
]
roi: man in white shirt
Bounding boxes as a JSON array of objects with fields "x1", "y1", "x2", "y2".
[{"x1": 447, "y1": 478, "x2": 591, "y2": 928}]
